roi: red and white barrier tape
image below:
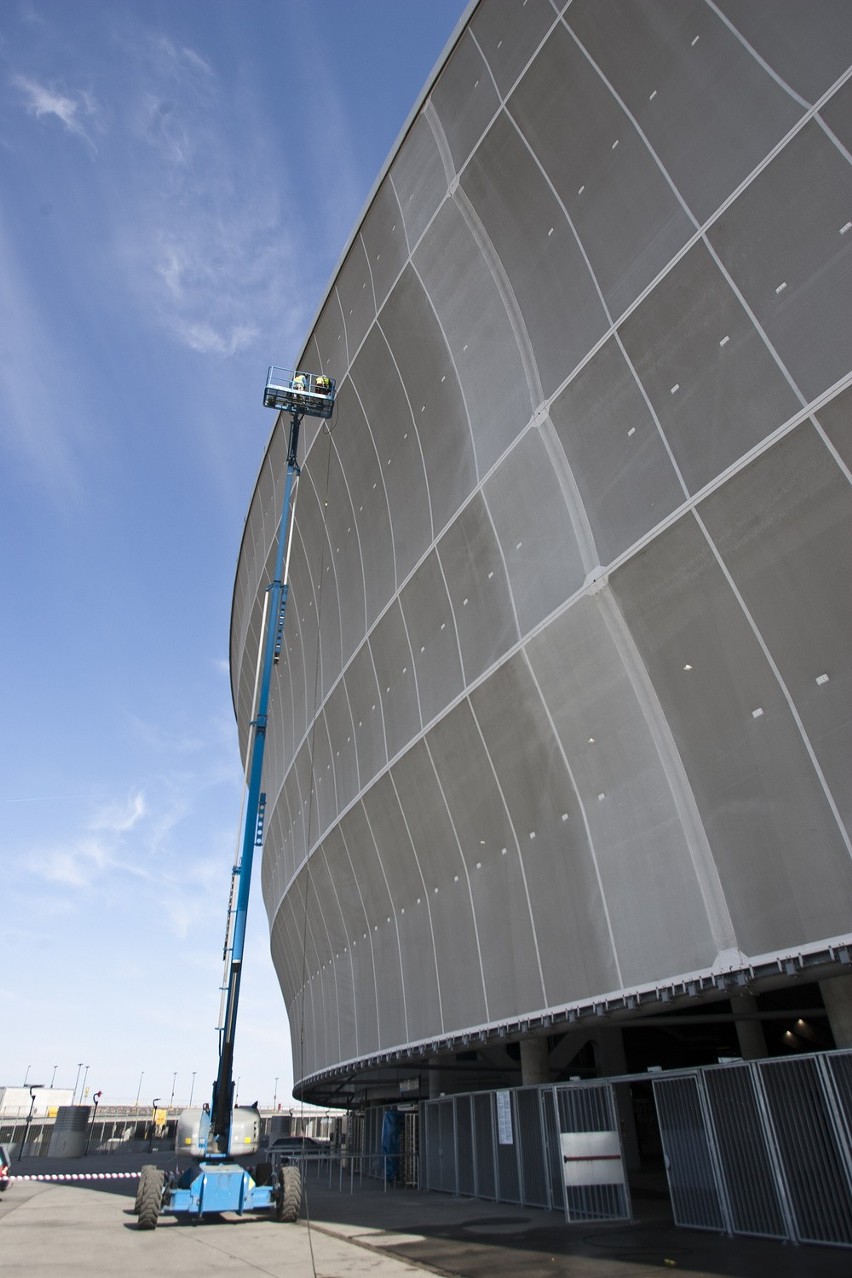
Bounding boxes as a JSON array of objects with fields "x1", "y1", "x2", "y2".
[{"x1": 5, "y1": 1171, "x2": 141, "y2": 1182}]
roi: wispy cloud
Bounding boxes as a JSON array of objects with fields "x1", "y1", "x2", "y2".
[
  {"x1": 103, "y1": 22, "x2": 306, "y2": 362},
  {"x1": 12, "y1": 73, "x2": 100, "y2": 153},
  {"x1": 89, "y1": 790, "x2": 146, "y2": 834},
  {"x1": 25, "y1": 778, "x2": 231, "y2": 908},
  {"x1": 0, "y1": 206, "x2": 90, "y2": 498}
]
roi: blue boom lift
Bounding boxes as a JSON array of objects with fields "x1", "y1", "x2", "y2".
[{"x1": 136, "y1": 368, "x2": 336, "y2": 1229}]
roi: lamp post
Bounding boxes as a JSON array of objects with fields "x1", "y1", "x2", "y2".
[
  {"x1": 135, "y1": 1071, "x2": 144, "y2": 1108},
  {"x1": 22, "y1": 1086, "x2": 42, "y2": 1157},
  {"x1": 85, "y1": 1091, "x2": 102, "y2": 1156},
  {"x1": 23, "y1": 1064, "x2": 31, "y2": 1087},
  {"x1": 149, "y1": 1099, "x2": 160, "y2": 1152},
  {"x1": 189, "y1": 1071, "x2": 196, "y2": 1107},
  {"x1": 73, "y1": 1063, "x2": 83, "y2": 1105},
  {"x1": 50, "y1": 1065, "x2": 58, "y2": 1088},
  {"x1": 80, "y1": 1065, "x2": 90, "y2": 1104},
  {"x1": 169, "y1": 1072, "x2": 177, "y2": 1110},
  {"x1": 273, "y1": 1077, "x2": 278, "y2": 1110}
]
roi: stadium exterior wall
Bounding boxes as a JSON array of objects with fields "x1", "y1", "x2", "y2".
[{"x1": 230, "y1": 0, "x2": 852, "y2": 1100}]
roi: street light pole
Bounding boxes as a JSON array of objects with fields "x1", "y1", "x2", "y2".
[
  {"x1": 85, "y1": 1092, "x2": 102, "y2": 1156},
  {"x1": 170, "y1": 1072, "x2": 177, "y2": 1110},
  {"x1": 22, "y1": 1087, "x2": 41, "y2": 1157},
  {"x1": 273, "y1": 1077, "x2": 278, "y2": 1109},
  {"x1": 135, "y1": 1071, "x2": 144, "y2": 1108},
  {"x1": 80, "y1": 1065, "x2": 90, "y2": 1104},
  {"x1": 189, "y1": 1071, "x2": 196, "y2": 1107},
  {"x1": 50, "y1": 1065, "x2": 58, "y2": 1088},
  {"x1": 73, "y1": 1063, "x2": 83, "y2": 1105},
  {"x1": 23, "y1": 1065, "x2": 31, "y2": 1087},
  {"x1": 149, "y1": 1099, "x2": 160, "y2": 1153}
]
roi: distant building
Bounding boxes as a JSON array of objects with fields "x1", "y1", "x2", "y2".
[
  {"x1": 0, "y1": 1088, "x2": 74, "y2": 1117},
  {"x1": 231, "y1": 0, "x2": 852, "y2": 1107}
]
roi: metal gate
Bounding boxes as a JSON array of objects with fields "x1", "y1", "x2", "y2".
[
  {"x1": 653, "y1": 1051, "x2": 852, "y2": 1247},
  {"x1": 653, "y1": 1073, "x2": 730, "y2": 1232},
  {"x1": 552, "y1": 1082, "x2": 631, "y2": 1222},
  {"x1": 421, "y1": 1081, "x2": 629, "y2": 1222}
]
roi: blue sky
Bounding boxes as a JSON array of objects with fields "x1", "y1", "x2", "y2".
[{"x1": 1, "y1": 0, "x2": 465, "y2": 1110}]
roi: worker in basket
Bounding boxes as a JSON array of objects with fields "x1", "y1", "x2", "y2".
[
  {"x1": 315, "y1": 374, "x2": 331, "y2": 396},
  {"x1": 291, "y1": 372, "x2": 307, "y2": 398}
]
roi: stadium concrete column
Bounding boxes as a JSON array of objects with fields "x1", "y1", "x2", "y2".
[
  {"x1": 820, "y1": 974, "x2": 852, "y2": 1048},
  {"x1": 730, "y1": 992, "x2": 768, "y2": 1059},
  {"x1": 428, "y1": 1056, "x2": 444, "y2": 1100},
  {"x1": 520, "y1": 1036, "x2": 551, "y2": 1086},
  {"x1": 594, "y1": 1028, "x2": 641, "y2": 1172}
]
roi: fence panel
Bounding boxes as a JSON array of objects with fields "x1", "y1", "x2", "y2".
[
  {"x1": 555, "y1": 1083, "x2": 630, "y2": 1222},
  {"x1": 494, "y1": 1091, "x2": 522, "y2": 1203},
  {"x1": 421, "y1": 1100, "x2": 441, "y2": 1192},
  {"x1": 516, "y1": 1087, "x2": 549, "y2": 1209},
  {"x1": 653, "y1": 1075, "x2": 728, "y2": 1232},
  {"x1": 703, "y1": 1064, "x2": 787, "y2": 1239},
  {"x1": 455, "y1": 1095, "x2": 475, "y2": 1197},
  {"x1": 473, "y1": 1092, "x2": 496, "y2": 1200},
  {"x1": 758, "y1": 1056, "x2": 852, "y2": 1247}
]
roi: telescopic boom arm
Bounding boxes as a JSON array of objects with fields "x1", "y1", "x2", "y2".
[{"x1": 209, "y1": 368, "x2": 335, "y2": 1155}]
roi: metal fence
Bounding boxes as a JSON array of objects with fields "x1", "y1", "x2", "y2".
[
  {"x1": 654, "y1": 1050, "x2": 852, "y2": 1247},
  {"x1": 418, "y1": 1048, "x2": 852, "y2": 1247},
  {"x1": 420, "y1": 1082, "x2": 630, "y2": 1222}
]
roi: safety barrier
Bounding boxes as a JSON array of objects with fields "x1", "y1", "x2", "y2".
[
  {"x1": 419, "y1": 1048, "x2": 852, "y2": 1247},
  {"x1": 6, "y1": 1171, "x2": 140, "y2": 1182},
  {"x1": 653, "y1": 1050, "x2": 852, "y2": 1247}
]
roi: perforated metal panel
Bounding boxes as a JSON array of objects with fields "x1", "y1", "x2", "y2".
[{"x1": 233, "y1": 0, "x2": 852, "y2": 1109}]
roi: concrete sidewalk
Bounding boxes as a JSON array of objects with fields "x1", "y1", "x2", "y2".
[
  {"x1": 0, "y1": 1161, "x2": 435, "y2": 1278},
  {"x1": 3, "y1": 1151, "x2": 850, "y2": 1277}
]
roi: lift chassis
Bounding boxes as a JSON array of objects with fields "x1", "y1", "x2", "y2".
[{"x1": 137, "y1": 369, "x2": 335, "y2": 1230}]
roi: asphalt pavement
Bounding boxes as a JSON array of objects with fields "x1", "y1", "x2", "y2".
[{"x1": 2, "y1": 1150, "x2": 849, "y2": 1278}]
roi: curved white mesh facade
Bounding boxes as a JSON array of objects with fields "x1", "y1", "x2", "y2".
[{"x1": 231, "y1": 0, "x2": 852, "y2": 1098}]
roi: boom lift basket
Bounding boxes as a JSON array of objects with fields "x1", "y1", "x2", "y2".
[{"x1": 263, "y1": 366, "x2": 336, "y2": 418}]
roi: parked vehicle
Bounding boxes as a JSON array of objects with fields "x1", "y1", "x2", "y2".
[{"x1": 267, "y1": 1135, "x2": 325, "y2": 1166}]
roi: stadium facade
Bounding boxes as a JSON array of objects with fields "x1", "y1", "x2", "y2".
[{"x1": 231, "y1": 0, "x2": 852, "y2": 1108}]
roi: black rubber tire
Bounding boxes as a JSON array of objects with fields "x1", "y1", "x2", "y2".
[
  {"x1": 133, "y1": 1164, "x2": 156, "y2": 1214},
  {"x1": 137, "y1": 1166, "x2": 164, "y2": 1230},
  {"x1": 276, "y1": 1165, "x2": 302, "y2": 1223}
]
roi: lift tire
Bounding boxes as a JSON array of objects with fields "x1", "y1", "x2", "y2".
[
  {"x1": 133, "y1": 1165, "x2": 156, "y2": 1214},
  {"x1": 276, "y1": 1165, "x2": 302, "y2": 1223},
  {"x1": 137, "y1": 1166, "x2": 164, "y2": 1230}
]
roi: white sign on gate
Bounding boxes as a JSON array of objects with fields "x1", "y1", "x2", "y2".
[
  {"x1": 495, "y1": 1090, "x2": 513, "y2": 1145},
  {"x1": 560, "y1": 1131, "x2": 625, "y2": 1187}
]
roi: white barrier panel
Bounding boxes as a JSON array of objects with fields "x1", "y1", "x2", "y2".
[{"x1": 561, "y1": 1131, "x2": 626, "y2": 1188}]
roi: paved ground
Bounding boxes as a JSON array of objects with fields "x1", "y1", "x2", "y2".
[
  {"x1": 2, "y1": 1151, "x2": 850, "y2": 1277},
  {"x1": 0, "y1": 1153, "x2": 432, "y2": 1278}
]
